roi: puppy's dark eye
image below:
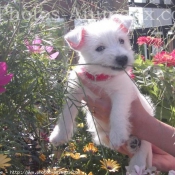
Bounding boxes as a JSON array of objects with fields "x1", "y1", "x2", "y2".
[
  {"x1": 96, "y1": 46, "x2": 105, "y2": 52},
  {"x1": 119, "y1": 38, "x2": 124, "y2": 44}
]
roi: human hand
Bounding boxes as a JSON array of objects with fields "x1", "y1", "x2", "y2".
[
  {"x1": 118, "y1": 144, "x2": 175, "y2": 172},
  {"x1": 152, "y1": 144, "x2": 175, "y2": 171},
  {"x1": 78, "y1": 72, "x2": 152, "y2": 136},
  {"x1": 83, "y1": 94, "x2": 175, "y2": 171},
  {"x1": 83, "y1": 95, "x2": 111, "y2": 124},
  {"x1": 78, "y1": 73, "x2": 175, "y2": 172},
  {"x1": 78, "y1": 72, "x2": 143, "y2": 139}
]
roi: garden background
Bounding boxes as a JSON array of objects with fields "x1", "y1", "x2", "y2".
[{"x1": 0, "y1": 0, "x2": 175, "y2": 174}]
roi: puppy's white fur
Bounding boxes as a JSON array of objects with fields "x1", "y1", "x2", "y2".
[{"x1": 49, "y1": 14, "x2": 154, "y2": 171}]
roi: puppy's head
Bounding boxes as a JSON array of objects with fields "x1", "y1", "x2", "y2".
[{"x1": 65, "y1": 14, "x2": 134, "y2": 74}]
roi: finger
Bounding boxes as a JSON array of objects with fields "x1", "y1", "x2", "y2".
[
  {"x1": 82, "y1": 96, "x2": 96, "y2": 111},
  {"x1": 83, "y1": 96, "x2": 111, "y2": 119},
  {"x1": 152, "y1": 144, "x2": 167, "y2": 155},
  {"x1": 117, "y1": 144, "x2": 133, "y2": 157},
  {"x1": 83, "y1": 96, "x2": 111, "y2": 111},
  {"x1": 85, "y1": 101, "x2": 109, "y2": 122},
  {"x1": 95, "y1": 98, "x2": 111, "y2": 111},
  {"x1": 82, "y1": 97, "x2": 98, "y2": 115},
  {"x1": 117, "y1": 147, "x2": 128, "y2": 155},
  {"x1": 93, "y1": 111, "x2": 109, "y2": 123}
]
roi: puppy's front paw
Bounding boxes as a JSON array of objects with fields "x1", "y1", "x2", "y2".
[
  {"x1": 49, "y1": 125, "x2": 71, "y2": 146},
  {"x1": 109, "y1": 130, "x2": 128, "y2": 149},
  {"x1": 127, "y1": 135, "x2": 141, "y2": 154}
]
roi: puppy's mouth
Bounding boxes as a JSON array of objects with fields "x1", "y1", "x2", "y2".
[
  {"x1": 102, "y1": 65, "x2": 125, "y2": 71},
  {"x1": 111, "y1": 66, "x2": 125, "y2": 70}
]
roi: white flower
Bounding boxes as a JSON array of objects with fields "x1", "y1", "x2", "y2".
[
  {"x1": 169, "y1": 170, "x2": 175, "y2": 175},
  {"x1": 126, "y1": 165, "x2": 147, "y2": 175},
  {"x1": 144, "y1": 166, "x2": 157, "y2": 175},
  {"x1": 126, "y1": 165, "x2": 157, "y2": 175}
]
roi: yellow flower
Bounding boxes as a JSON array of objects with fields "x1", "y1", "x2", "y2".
[
  {"x1": 100, "y1": 159, "x2": 120, "y2": 172},
  {"x1": 77, "y1": 123, "x2": 84, "y2": 128},
  {"x1": 64, "y1": 143, "x2": 76, "y2": 153},
  {"x1": 0, "y1": 154, "x2": 11, "y2": 169},
  {"x1": 88, "y1": 173, "x2": 93, "y2": 175},
  {"x1": 39, "y1": 154, "x2": 46, "y2": 162},
  {"x1": 73, "y1": 169, "x2": 86, "y2": 175},
  {"x1": 15, "y1": 153, "x2": 31, "y2": 157},
  {"x1": 83, "y1": 143, "x2": 98, "y2": 153},
  {"x1": 15, "y1": 153, "x2": 22, "y2": 157},
  {"x1": 68, "y1": 143, "x2": 76, "y2": 152},
  {"x1": 64, "y1": 152, "x2": 87, "y2": 160},
  {"x1": 73, "y1": 169, "x2": 93, "y2": 175},
  {"x1": 41, "y1": 167, "x2": 68, "y2": 175}
]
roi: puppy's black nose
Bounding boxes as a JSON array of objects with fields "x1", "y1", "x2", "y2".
[{"x1": 115, "y1": 55, "x2": 128, "y2": 67}]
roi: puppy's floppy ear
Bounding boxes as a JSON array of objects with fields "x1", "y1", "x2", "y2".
[
  {"x1": 64, "y1": 27, "x2": 86, "y2": 50},
  {"x1": 110, "y1": 14, "x2": 133, "y2": 33}
]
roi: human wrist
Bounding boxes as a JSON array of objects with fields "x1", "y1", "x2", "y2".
[
  {"x1": 130, "y1": 112, "x2": 145, "y2": 137},
  {"x1": 129, "y1": 99, "x2": 150, "y2": 137}
]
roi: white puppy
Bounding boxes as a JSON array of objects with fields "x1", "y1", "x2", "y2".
[{"x1": 49, "y1": 14, "x2": 154, "y2": 171}]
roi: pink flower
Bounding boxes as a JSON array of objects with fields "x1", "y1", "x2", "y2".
[
  {"x1": 152, "y1": 38, "x2": 163, "y2": 48},
  {"x1": 128, "y1": 69, "x2": 135, "y2": 79},
  {"x1": 25, "y1": 38, "x2": 43, "y2": 53},
  {"x1": 40, "y1": 132, "x2": 49, "y2": 142},
  {"x1": 137, "y1": 36, "x2": 163, "y2": 48},
  {"x1": 153, "y1": 51, "x2": 175, "y2": 67},
  {"x1": 0, "y1": 62, "x2": 13, "y2": 93},
  {"x1": 137, "y1": 36, "x2": 148, "y2": 45},
  {"x1": 146, "y1": 36, "x2": 155, "y2": 46},
  {"x1": 140, "y1": 55, "x2": 145, "y2": 61},
  {"x1": 45, "y1": 46, "x2": 59, "y2": 60},
  {"x1": 25, "y1": 37, "x2": 59, "y2": 60},
  {"x1": 170, "y1": 49, "x2": 175, "y2": 57}
]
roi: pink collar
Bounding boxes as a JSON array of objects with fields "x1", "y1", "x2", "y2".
[{"x1": 82, "y1": 69, "x2": 114, "y2": 81}]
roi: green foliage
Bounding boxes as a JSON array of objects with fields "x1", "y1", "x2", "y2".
[
  {"x1": 0, "y1": 1, "x2": 174, "y2": 174},
  {"x1": 0, "y1": 0, "x2": 128, "y2": 174},
  {"x1": 53, "y1": 111, "x2": 129, "y2": 175},
  {"x1": 134, "y1": 54, "x2": 175, "y2": 125},
  {"x1": 0, "y1": 0, "x2": 68, "y2": 172}
]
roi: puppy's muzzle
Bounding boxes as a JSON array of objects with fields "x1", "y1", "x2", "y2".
[{"x1": 115, "y1": 55, "x2": 128, "y2": 67}]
